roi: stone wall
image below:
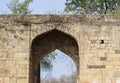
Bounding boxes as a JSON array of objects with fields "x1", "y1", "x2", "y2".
[{"x1": 0, "y1": 14, "x2": 120, "y2": 83}]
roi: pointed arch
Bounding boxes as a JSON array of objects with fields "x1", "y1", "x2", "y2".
[{"x1": 30, "y1": 29, "x2": 79, "y2": 83}]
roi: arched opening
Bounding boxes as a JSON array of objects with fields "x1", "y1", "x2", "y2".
[{"x1": 30, "y1": 29, "x2": 79, "y2": 83}]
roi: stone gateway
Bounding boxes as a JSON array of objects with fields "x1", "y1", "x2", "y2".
[{"x1": 0, "y1": 14, "x2": 120, "y2": 83}]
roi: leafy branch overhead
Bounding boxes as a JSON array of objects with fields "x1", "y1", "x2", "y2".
[
  {"x1": 64, "y1": 0, "x2": 120, "y2": 14},
  {"x1": 7, "y1": 0, "x2": 33, "y2": 14},
  {"x1": 40, "y1": 51, "x2": 57, "y2": 71}
]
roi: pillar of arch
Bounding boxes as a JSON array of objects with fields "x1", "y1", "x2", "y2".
[{"x1": 30, "y1": 29, "x2": 79, "y2": 83}]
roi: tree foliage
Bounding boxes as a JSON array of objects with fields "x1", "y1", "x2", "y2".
[
  {"x1": 40, "y1": 51, "x2": 57, "y2": 71},
  {"x1": 7, "y1": 0, "x2": 32, "y2": 14},
  {"x1": 64, "y1": 0, "x2": 120, "y2": 14}
]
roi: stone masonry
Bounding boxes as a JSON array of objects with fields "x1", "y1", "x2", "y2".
[{"x1": 0, "y1": 14, "x2": 120, "y2": 83}]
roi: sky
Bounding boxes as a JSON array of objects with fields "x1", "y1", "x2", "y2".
[{"x1": 0, "y1": 0, "x2": 66, "y2": 14}]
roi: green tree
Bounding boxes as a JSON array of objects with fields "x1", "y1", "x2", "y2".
[
  {"x1": 40, "y1": 51, "x2": 57, "y2": 71},
  {"x1": 7, "y1": 0, "x2": 32, "y2": 14},
  {"x1": 64, "y1": 0, "x2": 120, "y2": 14}
]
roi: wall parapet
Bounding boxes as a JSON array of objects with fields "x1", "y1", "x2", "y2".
[{"x1": 0, "y1": 14, "x2": 120, "y2": 28}]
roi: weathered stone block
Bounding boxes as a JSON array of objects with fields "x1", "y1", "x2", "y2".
[
  {"x1": 115, "y1": 50, "x2": 120, "y2": 54},
  {"x1": 88, "y1": 65, "x2": 106, "y2": 69},
  {"x1": 4, "y1": 77, "x2": 9, "y2": 83},
  {"x1": 17, "y1": 78, "x2": 28, "y2": 83},
  {"x1": 100, "y1": 57, "x2": 107, "y2": 61}
]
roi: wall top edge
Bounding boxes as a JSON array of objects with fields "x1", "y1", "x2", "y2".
[{"x1": 0, "y1": 14, "x2": 120, "y2": 26}]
